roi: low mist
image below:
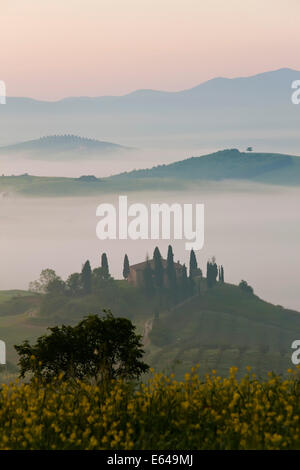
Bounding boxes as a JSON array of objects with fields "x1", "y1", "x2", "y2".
[{"x1": 0, "y1": 182, "x2": 299, "y2": 312}]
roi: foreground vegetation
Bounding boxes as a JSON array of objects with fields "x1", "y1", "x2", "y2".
[
  {"x1": 1, "y1": 367, "x2": 300, "y2": 450},
  {"x1": 0, "y1": 245, "x2": 299, "y2": 381},
  {"x1": 1, "y1": 279, "x2": 299, "y2": 380}
]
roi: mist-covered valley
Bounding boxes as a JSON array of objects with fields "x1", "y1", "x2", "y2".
[
  {"x1": 1, "y1": 68, "x2": 300, "y2": 179},
  {"x1": 3, "y1": 0, "x2": 300, "y2": 450},
  {"x1": 0, "y1": 183, "x2": 299, "y2": 311}
]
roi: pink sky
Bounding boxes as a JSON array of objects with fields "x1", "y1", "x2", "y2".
[{"x1": 1, "y1": 0, "x2": 300, "y2": 100}]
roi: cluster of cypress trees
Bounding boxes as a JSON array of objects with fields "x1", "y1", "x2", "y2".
[
  {"x1": 45, "y1": 248, "x2": 225, "y2": 302},
  {"x1": 218, "y1": 265, "x2": 225, "y2": 283},
  {"x1": 136, "y1": 246, "x2": 202, "y2": 304},
  {"x1": 80, "y1": 253, "x2": 110, "y2": 294},
  {"x1": 206, "y1": 257, "x2": 224, "y2": 288},
  {"x1": 122, "y1": 247, "x2": 225, "y2": 299},
  {"x1": 80, "y1": 250, "x2": 224, "y2": 300}
]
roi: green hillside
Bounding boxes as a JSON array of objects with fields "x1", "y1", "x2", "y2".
[
  {"x1": 1, "y1": 149, "x2": 300, "y2": 197},
  {"x1": 0, "y1": 291, "x2": 45, "y2": 379},
  {"x1": 112, "y1": 149, "x2": 300, "y2": 185},
  {"x1": 147, "y1": 282, "x2": 300, "y2": 379},
  {"x1": 0, "y1": 173, "x2": 188, "y2": 196},
  {"x1": 0, "y1": 281, "x2": 155, "y2": 377},
  {"x1": 0, "y1": 280, "x2": 299, "y2": 381}
]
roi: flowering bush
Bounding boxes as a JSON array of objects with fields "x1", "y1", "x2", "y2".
[{"x1": 0, "y1": 366, "x2": 300, "y2": 450}]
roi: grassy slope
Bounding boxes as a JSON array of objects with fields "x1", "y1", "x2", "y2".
[
  {"x1": 110, "y1": 150, "x2": 300, "y2": 185},
  {"x1": 0, "y1": 175, "x2": 106, "y2": 197},
  {"x1": 1, "y1": 151, "x2": 300, "y2": 196},
  {"x1": 0, "y1": 291, "x2": 45, "y2": 377},
  {"x1": 0, "y1": 282, "x2": 153, "y2": 374},
  {"x1": 0, "y1": 290, "x2": 32, "y2": 302},
  {"x1": 0, "y1": 174, "x2": 188, "y2": 196},
  {"x1": 147, "y1": 282, "x2": 300, "y2": 379},
  {"x1": 1, "y1": 282, "x2": 299, "y2": 381}
]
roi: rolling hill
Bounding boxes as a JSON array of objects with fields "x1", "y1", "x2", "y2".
[
  {"x1": 0, "y1": 148, "x2": 299, "y2": 196},
  {"x1": 147, "y1": 281, "x2": 300, "y2": 379},
  {"x1": 0, "y1": 135, "x2": 129, "y2": 160},
  {"x1": 110, "y1": 148, "x2": 300, "y2": 185},
  {"x1": 1, "y1": 279, "x2": 299, "y2": 381}
]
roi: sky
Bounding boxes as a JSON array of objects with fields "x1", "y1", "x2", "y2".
[{"x1": 1, "y1": 0, "x2": 300, "y2": 100}]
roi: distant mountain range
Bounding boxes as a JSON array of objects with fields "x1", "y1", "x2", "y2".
[
  {"x1": 0, "y1": 68, "x2": 300, "y2": 153},
  {"x1": 0, "y1": 149, "x2": 299, "y2": 196},
  {"x1": 0, "y1": 135, "x2": 129, "y2": 160},
  {"x1": 3, "y1": 68, "x2": 298, "y2": 111}
]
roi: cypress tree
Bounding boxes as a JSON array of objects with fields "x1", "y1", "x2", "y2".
[
  {"x1": 207, "y1": 257, "x2": 218, "y2": 288},
  {"x1": 221, "y1": 265, "x2": 224, "y2": 283},
  {"x1": 189, "y1": 249, "x2": 198, "y2": 279},
  {"x1": 181, "y1": 264, "x2": 189, "y2": 299},
  {"x1": 166, "y1": 245, "x2": 177, "y2": 302},
  {"x1": 123, "y1": 254, "x2": 130, "y2": 279},
  {"x1": 167, "y1": 245, "x2": 174, "y2": 270},
  {"x1": 166, "y1": 245, "x2": 176, "y2": 284},
  {"x1": 206, "y1": 261, "x2": 210, "y2": 284},
  {"x1": 153, "y1": 247, "x2": 164, "y2": 289},
  {"x1": 207, "y1": 262, "x2": 212, "y2": 288},
  {"x1": 212, "y1": 260, "x2": 218, "y2": 285},
  {"x1": 101, "y1": 253, "x2": 110, "y2": 279},
  {"x1": 81, "y1": 260, "x2": 92, "y2": 294}
]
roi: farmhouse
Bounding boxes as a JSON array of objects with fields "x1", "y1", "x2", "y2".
[{"x1": 128, "y1": 258, "x2": 184, "y2": 288}]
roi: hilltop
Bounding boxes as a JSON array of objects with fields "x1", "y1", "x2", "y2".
[
  {"x1": 0, "y1": 148, "x2": 300, "y2": 196},
  {"x1": 0, "y1": 135, "x2": 129, "y2": 160},
  {"x1": 110, "y1": 148, "x2": 300, "y2": 186}
]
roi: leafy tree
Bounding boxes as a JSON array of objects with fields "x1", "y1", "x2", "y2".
[
  {"x1": 46, "y1": 277, "x2": 66, "y2": 296},
  {"x1": 123, "y1": 254, "x2": 130, "y2": 280},
  {"x1": 239, "y1": 280, "x2": 254, "y2": 295},
  {"x1": 81, "y1": 260, "x2": 92, "y2": 294},
  {"x1": 15, "y1": 312, "x2": 149, "y2": 381},
  {"x1": 29, "y1": 269, "x2": 60, "y2": 293},
  {"x1": 153, "y1": 247, "x2": 164, "y2": 289},
  {"x1": 92, "y1": 266, "x2": 112, "y2": 290},
  {"x1": 66, "y1": 272, "x2": 82, "y2": 296},
  {"x1": 101, "y1": 253, "x2": 110, "y2": 279}
]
